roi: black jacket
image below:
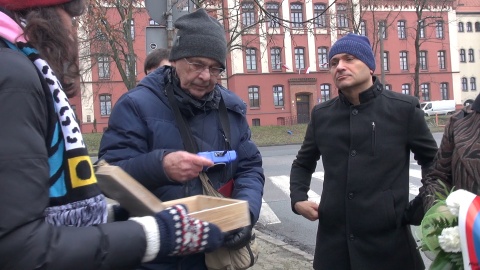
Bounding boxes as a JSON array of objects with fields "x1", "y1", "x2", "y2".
[
  {"x1": 290, "y1": 78, "x2": 438, "y2": 270},
  {"x1": 0, "y1": 40, "x2": 146, "y2": 269}
]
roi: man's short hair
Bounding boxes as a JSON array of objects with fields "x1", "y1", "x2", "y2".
[{"x1": 144, "y1": 48, "x2": 170, "y2": 75}]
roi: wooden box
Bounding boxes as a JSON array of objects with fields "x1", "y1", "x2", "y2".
[
  {"x1": 95, "y1": 163, "x2": 249, "y2": 232},
  {"x1": 162, "y1": 195, "x2": 250, "y2": 232}
]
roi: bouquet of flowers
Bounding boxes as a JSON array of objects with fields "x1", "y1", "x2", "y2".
[{"x1": 417, "y1": 186, "x2": 480, "y2": 270}]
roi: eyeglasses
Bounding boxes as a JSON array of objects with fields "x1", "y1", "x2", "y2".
[{"x1": 183, "y1": 58, "x2": 225, "y2": 76}]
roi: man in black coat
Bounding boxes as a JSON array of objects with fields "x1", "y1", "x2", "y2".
[{"x1": 290, "y1": 33, "x2": 438, "y2": 270}]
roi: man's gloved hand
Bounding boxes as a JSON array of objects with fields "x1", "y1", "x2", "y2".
[
  {"x1": 223, "y1": 225, "x2": 253, "y2": 250},
  {"x1": 403, "y1": 195, "x2": 425, "y2": 226},
  {"x1": 154, "y1": 204, "x2": 224, "y2": 257}
]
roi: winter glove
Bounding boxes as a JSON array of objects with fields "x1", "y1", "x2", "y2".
[
  {"x1": 131, "y1": 204, "x2": 224, "y2": 262},
  {"x1": 223, "y1": 225, "x2": 253, "y2": 250},
  {"x1": 155, "y1": 204, "x2": 224, "y2": 256},
  {"x1": 403, "y1": 195, "x2": 425, "y2": 226}
]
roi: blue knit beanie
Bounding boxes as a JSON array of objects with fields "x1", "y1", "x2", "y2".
[
  {"x1": 169, "y1": 9, "x2": 227, "y2": 69},
  {"x1": 328, "y1": 34, "x2": 376, "y2": 71}
]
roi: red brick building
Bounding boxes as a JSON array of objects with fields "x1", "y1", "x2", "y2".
[{"x1": 75, "y1": 0, "x2": 458, "y2": 131}]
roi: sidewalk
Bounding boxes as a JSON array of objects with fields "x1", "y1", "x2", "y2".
[{"x1": 251, "y1": 230, "x2": 314, "y2": 270}]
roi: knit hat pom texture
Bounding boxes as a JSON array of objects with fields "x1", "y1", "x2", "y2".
[
  {"x1": 328, "y1": 33, "x2": 376, "y2": 71},
  {"x1": 169, "y1": 8, "x2": 227, "y2": 69}
]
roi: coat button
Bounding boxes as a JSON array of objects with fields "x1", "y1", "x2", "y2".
[
  {"x1": 348, "y1": 192, "x2": 354, "y2": 199},
  {"x1": 352, "y1": 109, "x2": 358, "y2": 115},
  {"x1": 350, "y1": 150, "x2": 357, "y2": 156},
  {"x1": 349, "y1": 234, "x2": 355, "y2": 241}
]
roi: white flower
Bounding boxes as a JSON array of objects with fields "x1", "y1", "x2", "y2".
[
  {"x1": 446, "y1": 189, "x2": 477, "y2": 217},
  {"x1": 438, "y1": 226, "x2": 461, "y2": 253}
]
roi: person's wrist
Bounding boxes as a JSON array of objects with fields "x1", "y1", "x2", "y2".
[{"x1": 130, "y1": 216, "x2": 160, "y2": 262}]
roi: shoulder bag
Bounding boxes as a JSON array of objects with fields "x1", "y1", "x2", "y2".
[{"x1": 165, "y1": 83, "x2": 259, "y2": 270}]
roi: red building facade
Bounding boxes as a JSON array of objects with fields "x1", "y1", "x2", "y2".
[{"x1": 75, "y1": 0, "x2": 457, "y2": 131}]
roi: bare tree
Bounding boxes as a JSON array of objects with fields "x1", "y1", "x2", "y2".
[
  {"x1": 80, "y1": 0, "x2": 143, "y2": 91},
  {"x1": 411, "y1": 0, "x2": 455, "y2": 98}
]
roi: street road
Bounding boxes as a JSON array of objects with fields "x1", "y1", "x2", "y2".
[{"x1": 255, "y1": 132, "x2": 443, "y2": 267}]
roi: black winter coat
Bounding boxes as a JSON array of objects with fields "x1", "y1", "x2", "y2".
[
  {"x1": 290, "y1": 78, "x2": 438, "y2": 270},
  {"x1": 0, "y1": 41, "x2": 146, "y2": 269}
]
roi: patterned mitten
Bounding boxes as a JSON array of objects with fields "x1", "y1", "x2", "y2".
[{"x1": 154, "y1": 204, "x2": 224, "y2": 257}]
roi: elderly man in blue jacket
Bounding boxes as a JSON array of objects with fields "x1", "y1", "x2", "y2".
[{"x1": 99, "y1": 8, "x2": 265, "y2": 270}]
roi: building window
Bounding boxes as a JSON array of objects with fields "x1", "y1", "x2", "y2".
[
  {"x1": 467, "y1": 22, "x2": 473, "y2": 32},
  {"x1": 378, "y1": 20, "x2": 387, "y2": 39},
  {"x1": 246, "y1": 48, "x2": 257, "y2": 70},
  {"x1": 399, "y1": 51, "x2": 408, "y2": 70},
  {"x1": 462, "y1": 77, "x2": 468, "y2": 91},
  {"x1": 385, "y1": 84, "x2": 392, "y2": 91},
  {"x1": 125, "y1": 55, "x2": 137, "y2": 79},
  {"x1": 383, "y1": 51, "x2": 389, "y2": 71},
  {"x1": 469, "y1": 49, "x2": 475, "y2": 62},
  {"x1": 436, "y1": 21, "x2": 444, "y2": 39},
  {"x1": 290, "y1": 3, "x2": 303, "y2": 28},
  {"x1": 294, "y1": 47, "x2": 305, "y2": 70},
  {"x1": 359, "y1": 20, "x2": 367, "y2": 36},
  {"x1": 248, "y1": 86, "x2": 260, "y2": 107},
  {"x1": 440, "y1": 83, "x2": 449, "y2": 100},
  {"x1": 397, "y1": 20, "x2": 406, "y2": 39},
  {"x1": 149, "y1": 18, "x2": 159, "y2": 26},
  {"x1": 270, "y1": 47, "x2": 281, "y2": 71},
  {"x1": 421, "y1": 83, "x2": 430, "y2": 101},
  {"x1": 419, "y1": 51, "x2": 428, "y2": 70},
  {"x1": 252, "y1": 118, "x2": 260, "y2": 126},
  {"x1": 471, "y1": 77, "x2": 477, "y2": 91},
  {"x1": 86, "y1": 115, "x2": 91, "y2": 122},
  {"x1": 458, "y1": 22, "x2": 464, "y2": 32},
  {"x1": 476, "y1": 22, "x2": 480, "y2": 32},
  {"x1": 129, "y1": 20, "x2": 135, "y2": 40},
  {"x1": 438, "y1": 50, "x2": 446, "y2": 69},
  {"x1": 99, "y1": 94, "x2": 112, "y2": 116},
  {"x1": 266, "y1": 3, "x2": 280, "y2": 28},
  {"x1": 98, "y1": 55, "x2": 110, "y2": 79},
  {"x1": 320, "y1": 84, "x2": 330, "y2": 102},
  {"x1": 402, "y1": 84, "x2": 410, "y2": 95},
  {"x1": 273, "y1": 85, "x2": 284, "y2": 106},
  {"x1": 318, "y1": 47, "x2": 328, "y2": 69},
  {"x1": 95, "y1": 30, "x2": 107, "y2": 40},
  {"x1": 242, "y1": 2, "x2": 255, "y2": 28},
  {"x1": 277, "y1": 117, "x2": 285, "y2": 125},
  {"x1": 460, "y1": 49, "x2": 466, "y2": 62},
  {"x1": 337, "y1": 4, "x2": 348, "y2": 28},
  {"x1": 313, "y1": 4, "x2": 326, "y2": 28},
  {"x1": 419, "y1": 20, "x2": 426, "y2": 38}
]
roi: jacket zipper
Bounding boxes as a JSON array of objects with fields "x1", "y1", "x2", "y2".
[{"x1": 371, "y1": 121, "x2": 376, "y2": 156}]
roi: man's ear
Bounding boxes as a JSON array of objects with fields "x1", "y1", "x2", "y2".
[{"x1": 370, "y1": 70, "x2": 374, "y2": 75}]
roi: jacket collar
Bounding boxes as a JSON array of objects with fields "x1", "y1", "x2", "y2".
[{"x1": 339, "y1": 76, "x2": 382, "y2": 105}]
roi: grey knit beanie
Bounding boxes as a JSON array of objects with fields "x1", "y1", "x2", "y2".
[
  {"x1": 328, "y1": 33, "x2": 376, "y2": 71},
  {"x1": 169, "y1": 8, "x2": 227, "y2": 69}
]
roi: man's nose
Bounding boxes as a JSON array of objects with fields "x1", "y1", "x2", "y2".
[{"x1": 197, "y1": 67, "x2": 211, "y2": 79}]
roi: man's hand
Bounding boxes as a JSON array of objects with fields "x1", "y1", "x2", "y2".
[
  {"x1": 163, "y1": 151, "x2": 214, "y2": 182},
  {"x1": 294, "y1": 201, "x2": 319, "y2": 221}
]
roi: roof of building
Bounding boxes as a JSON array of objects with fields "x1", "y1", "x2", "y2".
[{"x1": 457, "y1": 0, "x2": 480, "y2": 12}]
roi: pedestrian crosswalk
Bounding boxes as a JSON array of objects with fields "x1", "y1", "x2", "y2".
[{"x1": 258, "y1": 168, "x2": 424, "y2": 225}]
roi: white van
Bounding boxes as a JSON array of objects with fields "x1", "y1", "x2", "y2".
[{"x1": 420, "y1": 100, "x2": 456, "y2": 116}]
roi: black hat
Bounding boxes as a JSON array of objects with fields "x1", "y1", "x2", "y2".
[{"x1": 169, "y1": 9, "x2": 227, "y2": 69}]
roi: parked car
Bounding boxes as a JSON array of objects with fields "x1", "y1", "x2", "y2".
[{"x1": 420, "y1": 100, "x2": 456, "y2": 116}]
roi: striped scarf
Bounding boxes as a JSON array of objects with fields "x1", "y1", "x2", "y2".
[{"x1": 0, "y1": 10, "x2": 107, "y2": 226}]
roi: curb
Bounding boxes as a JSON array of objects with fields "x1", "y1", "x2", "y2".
[{"x1": 254, "y1": 230, "x2": 314, "y2": 261}]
